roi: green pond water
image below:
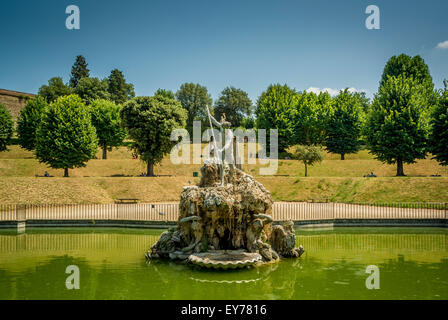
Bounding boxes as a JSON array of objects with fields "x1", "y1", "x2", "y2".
[{"x1": 0, "y1": 227, "x2": 447, "y2": 300}]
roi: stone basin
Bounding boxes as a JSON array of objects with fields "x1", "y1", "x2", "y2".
[{"x1": 188, "y1": 250, "x2": 263, "y2": 269}]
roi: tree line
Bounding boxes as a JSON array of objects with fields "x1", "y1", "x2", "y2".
[{"x1": 0, "y1": 53, "x2": 447, "y2": 177}]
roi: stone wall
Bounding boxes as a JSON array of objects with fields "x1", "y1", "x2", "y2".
[{"x1": 0, "y1": 89, "x2": 35, "y2": 123}]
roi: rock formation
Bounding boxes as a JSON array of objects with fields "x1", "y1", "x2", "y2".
[{"x1": 149, "y1": 161, "x2": 304, "y2": 268}]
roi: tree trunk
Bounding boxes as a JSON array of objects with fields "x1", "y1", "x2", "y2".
[
  {"x1": 102, "y1": 144, "x2": 107, "y2": 160},
  {"x1": 341, "y1": 154, "x2": 345, "y2": 160},
  {"x1": 64, "y1": 168, "x2": 69, "y2": 177},
  {"x1": 304, "y1": 162, "x2": 308, "y2": 177},
  {"x1": 147, "y1": 162, "x2": 155, "y2": 177},
  {"x1": 396, "y1": 159, "x2": 405, "y2": 176}
]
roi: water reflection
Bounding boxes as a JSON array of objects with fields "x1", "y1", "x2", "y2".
[{"x1": 0, "y1": 227, "x2": 446, "y2": 299}]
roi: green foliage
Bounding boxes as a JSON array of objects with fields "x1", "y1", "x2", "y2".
[
  {"x1": 38, "y1": 77, "x2": 73, "y2": 103},
  {"x1": 0, "y1": 104, "x2": 14, "y2": 152},
  {"x1": 120, "y1": 95, "x2": 187, "y2": 176},
  {"x1": 256, "y1": 84, "x2": 299, "y2": 152},
  {"x1": 107, "y1": 69, "x2": 135, "y2": 104},
  {"x1": 214, "y1": 87, "x2": 253, "y2": 128},
  {"x1": 155, "y1": 88, "x2": 175, "y2": 99},
  {"x1": 17, "y1": 96, "x2": 48, "y2": 151},
  {"x1": 74, "y1": 77, "x2": 110, "y2": 105},
  {"x1": 354, "y1": 91, "x2": 371, "y2": 114},
  {"x1": 35, "y1": 95, "x2": 98, "y2": 177},
  {"x1": 380, "y1": 54, "x2": 434, "y2": 92},
  {"x1": 287, "y1": 144, "x2": 323, "y2": 177},
  {"x1": 294, "y1": 91, "x2": 332, "y2": 145},
  {"x1": 430, "y1": 92, "x2": 448, "y2": 166},
  {"x1": 325, "y1": 89, "x2": 363, "y2": 159},
  {"x1": 70, "y1": 55, "x2": 90, "y2": 88},
  {"x1": 364, "y1": 75, "x2": 429, "y2": 176},
  {"x1": 175, "y1": 83, "x2": 212, "y2": 132},
  {"x1": 241, "y1": 116, "x2": 256, "y2": 129},
  {"x1": 89, "y1": 99, "x2": 126, "y2": 159}
]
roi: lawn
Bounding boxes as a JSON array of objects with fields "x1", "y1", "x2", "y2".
[{"x1": 0, "y1": 145, "x2": 447, "y2": 204}]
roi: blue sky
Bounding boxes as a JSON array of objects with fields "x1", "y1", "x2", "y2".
[{"x1": 0, "y1": 0, "x2": 447, "y2": 102}]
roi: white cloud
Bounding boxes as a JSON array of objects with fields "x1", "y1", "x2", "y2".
[
  {"x1": 436, "y1": 40, "x2": 448, "y2": 49},
  {"x1": 306, "y1": 87, "x2": 365, "y2": 96}
]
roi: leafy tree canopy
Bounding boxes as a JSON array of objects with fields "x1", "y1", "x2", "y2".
[
  {"x1": 120, "y1": 95, "x2": 187, "y2": 176},
  {"x1": 70, "y1": 55, "x2": 90, "y2": 88},
  {"x1": 35, "y1": 94, "x2": 98, "y2": 177},
  {"x1": 256, "y1": 84, "x2": 299, "y2": 152},
  {"x1": 107, "y1": 69, "x2": 135, "y2": 104},
  {"x1": 430, "y1": 91, "x2": 448, "y2": 166},
  {"x1": 38, "y1": 77, "x2": 73, "y2": 103},
  {"x1": 89, "y1": 99, "x2": 126, "y2": 159},
  {"x1": 380, "y1": 54, "x2": 434, "y2": 93},
  {"x1": 214, "y1": 87, "x2": 253, "y2": 128},
  {"x1": 0, "y1": 104, "x2": 14, "y2": 152},
  {"x1": 294, "y1": 91, "x2": 332, "y2": 146},
  {"x1": 175, "y1": 83, "x2": 212, "y2": 131},
  {"x1": 17, "y1": 96, "x2": 48, "y2": 151},
  {"x1": 74, "y1": 77, "x2": 110, "y2": 105},
  {"x1": 155, "y1": 88, "x2": 175, "y2": 100}
]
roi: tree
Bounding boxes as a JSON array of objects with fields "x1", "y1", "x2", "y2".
[
  {"x1": 0, "y1": 104, "x2": 14, "y2": 152},
  {"x1": 107, "y1": 69, "x2": 135, "y2": 104},
  {"x1": 70, "y1": 55, "x2": 90, "y2": 88},
  {"x1": 294, "y1": 91, "x2": 332, "y2": 146},
  {"x1": 287, "y1": 145, "x2": 323, "y2": 177},
  {"x1": 38, "y1": 77, "x2": 73, "y2": 102},
  {"x1": 325, "y1": 89, "x2": 363, "y2": 160},
  {"x1": 74, "y1": 77, "x2": 110, "y2": 105},
  {"x1": 89, "y1": 99, "x2": 126, "y2": 159},
  {"x1": 354, "y1": 91, "x2": 371, "y2": 114},
  {"x1": 155, "y1": 88, "x2": 175, "y2": 99},
  {"x1": 429, "y1": 92, "x2": 448, "y2": 166},
  {"x1": 120, "y1": 96, "x2": 187, "y2": 176},
  {"x1": 256, "y1": 84, "x2": 299, "y2": 152},
  {"x1": 364, "y1": 75, "x2": 429, "y2": 176},
  {"x1": 17, "y1": 96, "x2": 48, "y2": 151},
  {"x1": 380, "y1": 54, "x2": 434, "y2": 92},
  {"x1": 175, "y1": 83, "x2": 212, "y2": 133},
  {"x1": 35, "y1": 95, "x2": 98, "y2": 177},
  {"x1": 214, "y1": 87, "x2": 253, "y2": 128}
]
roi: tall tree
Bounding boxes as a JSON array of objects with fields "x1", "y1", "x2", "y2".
[
  {"x1": 325, "y1": 89, "x2": 363, "y2": 160},
  {"x1": 294, "y1": 91, "x2": 332, "y2": 146},
  {"x1": 175, "y1": 83, "x2": 212, "y2": 133},
  {"x1": 35, "y1": 95, "x2": 98, "y2": 177},
  {"x1": 90, "y1": 99, "x2": 126, "y2": 159},
  {"x1": 213, "y1": 87, "x2": 253, "y2": 128},
  {"x1": 256, "y1": 84, "x2": 299, "y2": 152},
  {"x1": 38, "y1": 77, "x2": 73, "y2": 102},
  {"x1": 155, "y1": 88, "x2": 175, "y2": 99},
  {"x1": 107, "y1": 69, "x2": 135, "y2": 104},
  {"x1": 120, "y1": 96, "x2": 187, "y2": 176},
  {"x1": 287, "y1": 145, "x2": 323, "y2": 177},
  {"x1": 364, "y1": 75, "x2": 429, "y2": 176},
  {"x1": 0, "y1": 104, "x2": 14, "y2": 152},
  {"x1": 17, "y1": 96, "x2": 48, "y2": 151},
  {"x1": 429, "y1": 92, "x2": 448, "y2": 166},
  {"x1": 74, "y1": 77, "x2": 110, "y2": 105},
  {"x1": 70, "y1": 55, "x2": 90, "y2": 88}
]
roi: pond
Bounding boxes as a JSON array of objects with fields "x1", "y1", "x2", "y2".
[{"x1": 0, "y1": 227, "x2": 447, "y2": 299}]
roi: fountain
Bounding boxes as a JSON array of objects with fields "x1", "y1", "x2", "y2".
[{"x1": 148, "y1": 161, "x2": 304, "y2": 269}]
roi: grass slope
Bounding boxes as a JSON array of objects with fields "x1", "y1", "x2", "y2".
[{"x1": 0, "y1": 145, "x2": 447, "y2": 204}]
